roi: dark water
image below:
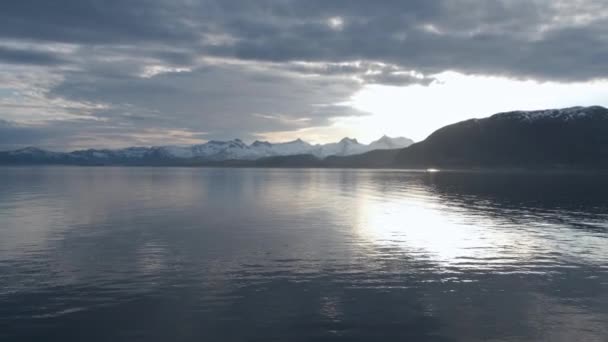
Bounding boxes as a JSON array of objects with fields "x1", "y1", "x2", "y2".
[{"x1": 1, "y1": 167, "x2": 607, "y2": 342}]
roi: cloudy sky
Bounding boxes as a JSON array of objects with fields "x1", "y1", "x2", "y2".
[{"x1": 1, "y1": 0, "x2": 608, "y2": 150}]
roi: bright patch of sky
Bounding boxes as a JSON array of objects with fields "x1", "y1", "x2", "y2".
[{"x1": 346, "y1": 72, "x2": 608, "y2": 143}]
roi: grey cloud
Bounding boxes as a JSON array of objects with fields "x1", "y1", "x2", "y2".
[
  {"x1": 0, "y1": 120, "x2": 64, "y2": 150},
  {"x1": 363, "y1": 73, "x2": 435, "y2": 87},
  {"x1": 207, "y1": 0, "x2": 608, "y2": 81},
  {"x1": 0, "y1": 118, "x2": 207, "y2": 151},
  {"x1": 286, "y1": 62, "x2": 436, "y2": 86},
  {"x1": 0, "y1": 0, "x2": 202, "y2": 45},
  {"x1": 1, "y1": 0, "x2": 608, "y2": 149},
  {"x1": 43, "y1": 61, "x2": 367, "y2": 145},
  {"x1": 1, "y1": 1, "x2": 607, "y2": 81},
  {"x1": 0, "y1": 46, "x2": 67, "y2": 66}
]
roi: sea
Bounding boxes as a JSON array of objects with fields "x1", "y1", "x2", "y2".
[{"x1": 1, "y1": 167, "x2": 607, "y2": 341}]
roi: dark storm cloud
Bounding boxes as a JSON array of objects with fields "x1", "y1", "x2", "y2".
[
  {"x1": 1, "y1": 0, "x2": 607, "y2": 149},
  {"x1": 211, "y1": 0, "x2": 606, "y2": 82},
  {"x1": 1, "y1": 0, "x2": 607, "y2": 81},
  {"x1": 0, "y1": 0, "x2": 201, "y2": 44}
]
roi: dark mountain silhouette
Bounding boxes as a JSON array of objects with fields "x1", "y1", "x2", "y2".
[{"x1": 393, "y1": 106, "x2": 608, "y2": 169}]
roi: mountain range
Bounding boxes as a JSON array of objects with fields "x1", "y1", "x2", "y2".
[
  {"x1": 0, "y1": 135, "x2": 414, "y2": 165},
  {"x1": 2, "y1": 106, "x2": 608, "y2": 169}
]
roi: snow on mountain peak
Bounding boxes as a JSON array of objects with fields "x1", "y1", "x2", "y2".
[
  {"x1": 9, "y1": 147, "x2": 59, "y2": 156},
  {"x1": 3, "y1": 135, "x2": 415, "y2": 162},
  {"x1": 493, "y1": 106, "x2": 608, "y2": 122},
  {"x1": 284, "y1": 138, "x2": 309, "y2": 145},
  {"x1": 14, "y1": 147, "x2": 44, "y2": 154},
  {"x1": 154, "y1": 135, "x2": 412, "y2": 160},
  {"x1": 369, "y1": 135, "x2": 415, "y2": 150}
]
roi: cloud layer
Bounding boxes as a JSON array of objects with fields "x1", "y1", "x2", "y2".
[{"x1": 1, "y1": 0, "x2": 607, "y2": 149}]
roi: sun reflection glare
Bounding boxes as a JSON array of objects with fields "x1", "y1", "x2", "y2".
[{"x1": 354, "y1": 194, "x2": 499, "y2": 265}]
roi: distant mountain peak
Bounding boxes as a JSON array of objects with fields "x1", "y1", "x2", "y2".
[
  {"x1": 375, "y1": 135, "x2": 394, "y2": 143},
  {"x1": 17, "y1": 146, "x2": 44, "y2": 153},
  {"x1": 252, "y1": 140, "x2": 271, "y2": 147},
  {"x1": 340, "y1": 137, "x2": 359, "y2": 144},
  {"x1": 11, "y1": 147, "x2": 49, "y2": 155},
  {"x1": 370, "y1": 135, "x2": 415, "y2": 149},
  {"x1": 285, "y1": 138, "x2": 308, "y2": 145}
]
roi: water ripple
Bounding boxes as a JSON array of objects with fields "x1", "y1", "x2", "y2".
[{"x1": 1, "y1": 167, "x2": 607, "y2": 341}]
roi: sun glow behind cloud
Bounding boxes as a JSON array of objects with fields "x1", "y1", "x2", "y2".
[{"x1": 344, "y1": 72, "x2": 608, "y2": 143}]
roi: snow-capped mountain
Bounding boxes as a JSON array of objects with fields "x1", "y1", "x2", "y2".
[
  {"x1": 8, "y1": 147, "x2": 57, "y2": 157},
  {"x1": 0, "y1": 135, "x2": 414, "y2": 164},
  {"x1": 369, "y1": 135, "x2": 415, "y2": 150},
  {"x1": 314, "y1": 138, "x2": 368, "y2": 157},
  {"x1": 156, "y1": 139, "x2": 314, "y2": 160},
  {"x1": 153, "y1": 136, "x2": 412, "y2": 160}
]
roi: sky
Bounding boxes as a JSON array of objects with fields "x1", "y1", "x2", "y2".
[{"x1": 1, "y1": 0, "x2": 608, "y2": 150}]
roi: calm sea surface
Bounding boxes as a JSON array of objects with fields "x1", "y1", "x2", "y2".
[{"x1": 1, "y1": 167, "x2": 607, "y2": 341}]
